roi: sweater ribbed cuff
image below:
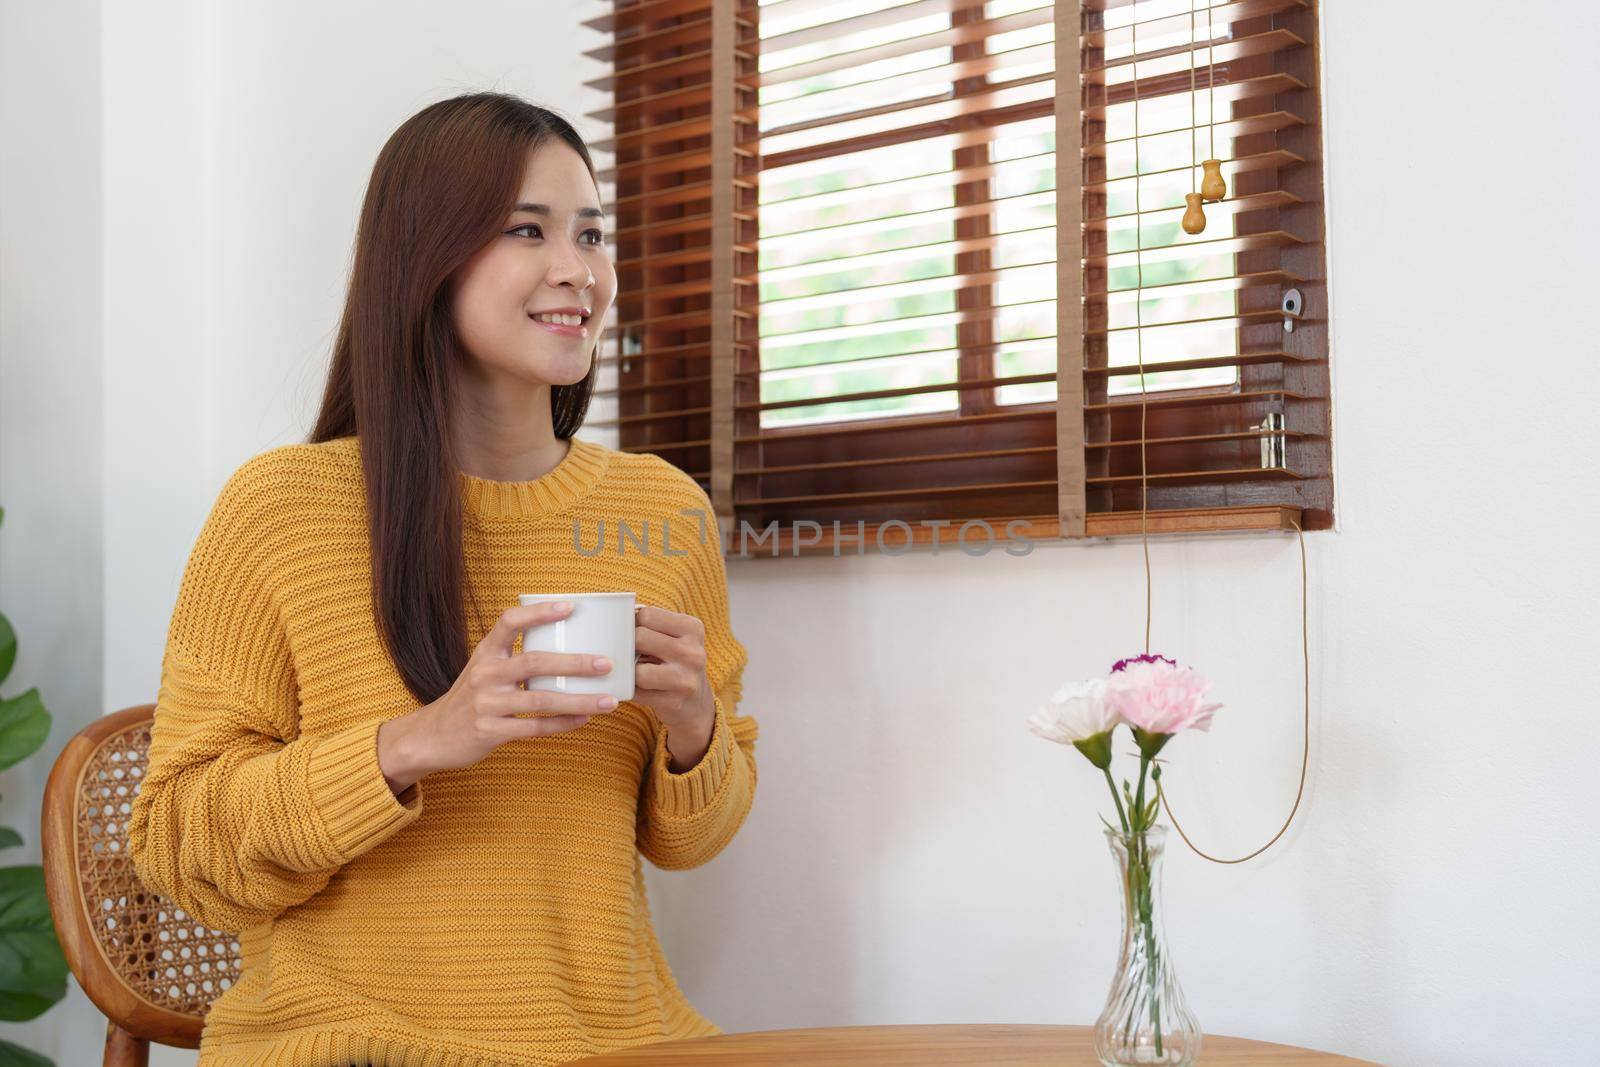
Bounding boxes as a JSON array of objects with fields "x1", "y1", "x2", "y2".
[
  {"x1": 305, "y1": 718, "x2": 424, "y2": 862},
  {"x1": 649, "y1": 696, "x2": 735, "y2": 820}
]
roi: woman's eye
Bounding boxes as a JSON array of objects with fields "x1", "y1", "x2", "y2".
[{"x1": 509, "y1": 224, "x2": 604, "y2": 246}]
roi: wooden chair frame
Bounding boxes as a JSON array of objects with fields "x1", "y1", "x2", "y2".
[{"x1": 41, "y1": 704, "x2": 240, "y2": 1066}]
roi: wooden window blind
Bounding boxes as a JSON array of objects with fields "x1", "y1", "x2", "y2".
[
  {"x1": 584, "y1": 0, "x2": 1330, "y2": 555},
  {"x1": 582, "y1": 0, "x2": 759, "y2": 524}
]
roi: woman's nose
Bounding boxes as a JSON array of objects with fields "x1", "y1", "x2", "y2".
[{"x1": 547, "y1": 240, "x2": 592, "y2": 289}]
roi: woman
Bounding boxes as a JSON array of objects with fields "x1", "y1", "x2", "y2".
[{"x1": 126, "y1": 92, "x2": 758, "y2": 1067}]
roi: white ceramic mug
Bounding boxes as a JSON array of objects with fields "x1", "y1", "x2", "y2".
[{"x1": 517, "y1": 592, "x2": 636, "y2": 702}]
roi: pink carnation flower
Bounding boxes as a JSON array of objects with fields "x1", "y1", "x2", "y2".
[{"x1": 1103, "y1": 655, "x2": 1222, "y2": 735}]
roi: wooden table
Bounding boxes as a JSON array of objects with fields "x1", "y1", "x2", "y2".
[{"x1": 570, "y1": 1024, "x2": 1385, "y2": 1065}]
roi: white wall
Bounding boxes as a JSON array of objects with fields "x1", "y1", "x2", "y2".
[
  {"x1": 1, "y1": 2, "x2": 1595, "y2": 1065},
  {"x1": 0, "y1": 1, "x2": 105, "y2": 1062}
]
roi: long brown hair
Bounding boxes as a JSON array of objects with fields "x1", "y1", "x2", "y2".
[{"x1": 309, "y1": 92, "x2": 600, "y2": 707}]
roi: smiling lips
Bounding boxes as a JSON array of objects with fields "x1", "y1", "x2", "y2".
[{"x1": 529, "y1": 309, "x2": 589, "y2": 338}]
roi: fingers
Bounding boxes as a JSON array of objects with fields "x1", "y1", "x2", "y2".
[
  {"x1": 499, "y1": 713, "x2": 592, "y2": 740},
  {"x1": 635, "y1": 660, "x2": 694, "y2": 694},
  {"x1": 635, "y1": 625, "x2": 666, "y2": 660},
  {"x1": 499, "y1": 687, "x2": 617, "y2": 719},
  {"x1": 636, "y1": 604, "x2": 705, "y2": 641},
  {"x1": 498, "y1": 649, "x2": 613, "y2": 685},
  {"x1": 485, "y1": 600, "x2": 575, "y2": 658},
  {"x1": 636, "y1": 625, "x2": 706, "y2": 673}
]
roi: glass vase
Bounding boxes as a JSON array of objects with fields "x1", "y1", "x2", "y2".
[{"x1": 1093, "y1": 826, "x2": 1202, "y2": 1066}]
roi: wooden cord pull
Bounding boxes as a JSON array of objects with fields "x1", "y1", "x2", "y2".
[
  {"x1": 1200, "y1": 158, "x2": 1226, "y2": 202},
  {"x1": 1181, "y1": 192, "x2": 1207, "y2": 235}
]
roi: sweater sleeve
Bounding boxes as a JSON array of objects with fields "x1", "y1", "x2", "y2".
[
  {"x1": 126, "y1": 451, "x2": 423, "y2": 934},
  {"x1": 636, "y1": 498, "x2": 759, "y2": 871}
]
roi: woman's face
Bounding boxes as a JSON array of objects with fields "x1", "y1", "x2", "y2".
[{"x1": 449, "y1": 140, "x2": 616, "y2": 393}]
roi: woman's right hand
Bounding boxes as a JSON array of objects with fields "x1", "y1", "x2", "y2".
[{"x1": 376, "y1": 601, "x2": 617, "y2": 795}]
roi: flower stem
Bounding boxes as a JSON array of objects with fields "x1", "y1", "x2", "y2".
[
  {"x1": 1144, "y1": 902, "x2": 1163, "y2": 1055},
  {"x1": 1103, "y1": 767, "x2": 1130, "y2": 833},
  {"x1": 1133, "y1": 835, "x2": 1163, "y2": 1058},
  {"x1": 1133, "y1": 755, "x2": 1150, "y2": 830}
]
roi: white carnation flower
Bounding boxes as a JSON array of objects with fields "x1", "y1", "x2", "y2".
[{"x1": 1027, "y1": 677, "x2": 1120, "y2": 744}]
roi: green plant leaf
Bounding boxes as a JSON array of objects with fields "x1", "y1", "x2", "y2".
[
  {"x1": 0, "y1": 1035, "x2": 54, "y2": 1067},
  {"x1": 0, "y1": 610, "x2": 13, "y2": 690},
  {"x1": 0, "y1": 990, "x2": 57, "y2": 1026},
  {"x1": 0, "y1": 830, "x2": 21, "y2": 852},
  {"x1": 0, "y1": 691, "x2": 49, "y2": 775},
  {"x1": 0, "y1": 865, "x2": 69, "y2": 1021}
]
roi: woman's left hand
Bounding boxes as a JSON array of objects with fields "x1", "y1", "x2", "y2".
[{"x1": 634, "y1": 605, "x2": 716, "y2": 769}]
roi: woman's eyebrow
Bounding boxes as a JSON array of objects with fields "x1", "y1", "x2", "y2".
[{"x1": 512, "y1": 202, "x2": 606, "y2": 220}]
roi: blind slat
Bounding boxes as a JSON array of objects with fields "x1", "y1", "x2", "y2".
[
  {"x1": 737, "y1": 341, "x2": 1308, "y2": 381},
  {"x1": 598, "y1": 375, "x2": 714, "y2": 398},
  {"x1": 1087, "y1": 188, "x2": 1302, "y2": 226},
  {"x1": 756, "y1": 43, "x2": 1054, "y2": 128},
  {"x1": 737, "y1": 372, "x2": 1057, "y2": 414},
  {"x1": 585, "y1": 13, "x2": 715, "y2": 65},
  {"x1": 1087, "y1": 349, "x2": 1316, "y2": 377},
  {"x1": 742, "y1": 464, "x2": 1308, "y2": 511},
  {"x1": 739, "y1": 445, "x2": 1058, "y2": 478},
  {"x1": 750, "y1": 71, "x2": 1054, "y2": 158},
  {"x1": 1084, "y1": 29, "x2": 1307, "y2": 81},
  {"x1": 757, "y1": 0, "x2": 958, "y2": 57},
  {"x1": 733, "y1": 423, "x2": 1312, "y2": 478},
  {"x1": 1090, "y1": 111, "x2": 1308, "y2": 158},
  {"x1": 1082, "y1": 0, "x2": 1307, "y2": 45},
  {"x1": 598, "y1": 341, "x2": 758, "y2": 367},
  {"x1": 1084, "y1": 70, "x2": 1304, "y2": 118},
  {"x1": 583, "y1": 0, "x2": 712, "y2": 34},
  {"x1": 1086, "y1": 388, "x2": 1311, "y2": 413},
  {"x1": 763, "y1": 150, "x2": 1052, "y2": 211},
  {"x1": 582, "y1": 45, "x2": 721, "y2": 94},
  {"x1": 737, "y1": 406, "x2": 1054, "y2": 446},
  {"x1": 598, "y1": 301, "x2": 756, "y2": 336},
  {"x1": 741, "y1": 479, "x2": 1059, "y2": 509},
  {"x1": 758, "y1": 6, "x2": 1053, "y2": 90},
  {"x1": 1085, "y1": 229, "x2": 1313, "y2": 266},
  {"x1": 760, "y1": 95, "x2": 1053, "y2": 172},
  {"x1": 1084, "y1": 148, "x2": 1305, "y2": 192}
]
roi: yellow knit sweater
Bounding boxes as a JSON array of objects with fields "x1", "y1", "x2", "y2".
[{"x1": 125, "y1": 435, "x2": 757, "y2": 1067}]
